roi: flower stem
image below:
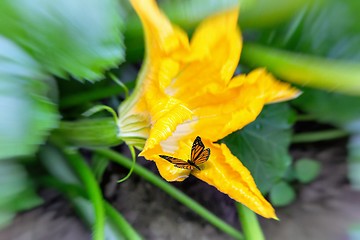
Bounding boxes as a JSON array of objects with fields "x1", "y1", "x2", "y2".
[
  {"x1": 39, "y1": 176, "x2": 142, "y2": 240},
  {"x1": 53, "y1": 118, "x2": 122, "y2": 148},
  {"x1": 58, "y1": 146, "x2": 105, "y2": 240},
  {"x1": 236, "y1": 203, "x2": 265, "y2": 240},
  {"x1": 95, "y1": 148, "x2": 244, "y2": 240},
  {"x1": 292, "y1": 129, "x2": 348, "y2": 143},
  {"x1": 104, "y1": 202, "x2": 142, "y2": 240},
  {"x1": 242, "y1": 43, "x2": 360, "y2": 95}
]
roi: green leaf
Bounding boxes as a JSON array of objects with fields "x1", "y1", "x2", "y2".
[
  {"x1": 0, "y1": 0, "x2": 125, "y2": 81},
  {"x1": 283, "y1": 166, "x2": 296, "y2": 182},
  {"x1": 0, "y1": 37, "x2": 58, "y2": 159},
  {"x1": 239, "y1": 0, "x2": 313, "y2": 29},
  {"x1": 294, "y1": 158, "x2": 321, "y2": 183},
  {"x1": 252, "y1": 0, "x2": 360, "y2": 60},
  {"x1": 253, "y1": 2, "x2": 360, "y2": 121},
  {"x1": 223, "y1": 103, "x2": 295, "y2": 193},
  {"x1": 4, "y1": 188, "x2": 43, "y2": 212},
  {"x1": 0, "y1": 160, "x2": 42, "y2": 229},
  {"x1": 241, "y1": 1, "x2": 360, "y2": 96},
  {"x1": 292, "y1": 88, "x2": 360, "y2": 126},
  {"x1": 269, "y1": 181, "x2": 295, "y2": 207}
]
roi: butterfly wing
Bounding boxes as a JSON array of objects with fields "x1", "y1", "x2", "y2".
[
  {"x1": 159, "y1": 155, "x2": 194, "y2": 170},
  {"x1": 194, "y1": 148, "x2": 210, "y2": 165},
  {"x1": 159, "y1": 136, "x2": 210, "y2": 171},
  {"x1": 191, "y1": 136, "x2": 205, "y2": 161}
]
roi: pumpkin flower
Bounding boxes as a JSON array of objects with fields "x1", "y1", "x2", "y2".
[{"x1": 118, "y1": 0, "x2": 300, "y2": 219}]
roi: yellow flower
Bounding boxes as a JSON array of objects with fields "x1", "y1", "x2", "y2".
[{"x1": 118, "y1": 0, "x2": 300, "y2": 219}]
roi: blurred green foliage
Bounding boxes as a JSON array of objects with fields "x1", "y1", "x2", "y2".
[
  {"x1": 269, "y1": 181, "x2": 296, "y2": 207},
  {"x1": 0, "y1": 160, "x2": 43, "y2": 228},
  {"x1": 0, "y1": 0, "x2": 359, "y2": 238},
  {"x1": 293, "y1": 88, "x2": 360, "y2": 126},
  {"x1": 348, "y1": 135, "x2": 360, "y2": 190},
  {"x1": 0, "y1": 37, "x2": 58, "y2": 159},
  {"x1": 0, "y1": 0, "x2": 127, "y2": 235},
  {"x1": 252, "y1": 0, "x2": 360, "y2": 60},
  {"x1": 0, "y1": 0, "x2": 126, "y2": 160},
  {"x1": 39, "y1": 145, "x2": 141, "y2": 239},
  {"x1": 294, "y1": 158, "x2": 321, "y2": 184},
  {"x1": 0, "y1": 0, "x2": 125, "y2": 81},
  {"x1": 246, "y1": 0, "x2": 360, "y2": 111}
]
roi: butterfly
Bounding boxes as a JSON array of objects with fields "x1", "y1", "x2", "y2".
[{"x1": 159, "y1": 136, "x2": 210, "y2": 170}]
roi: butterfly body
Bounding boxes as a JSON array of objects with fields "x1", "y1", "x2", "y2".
[
  {"x1": 159, "y1": 136, "x2": 210, "y2": 171},
  {"x1": 187, "y1": 159, "x2": 201, "y2": 170}
]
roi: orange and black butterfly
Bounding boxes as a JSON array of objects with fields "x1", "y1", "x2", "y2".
[{"x1": 159, "y1": 136, "x2": 210, "y2": 170}]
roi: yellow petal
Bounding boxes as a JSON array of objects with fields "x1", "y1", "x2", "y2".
[
  {"x1": 192, "y1": 140, "x2": 277, "y2": 219},
  {"x1": 144, "y1": 99, "x2": 193, "y2": 151},
  {"x1": 121, "y1": 0, "x2": 194, "y2": 150},
  {"x1": 169, "y1": 8, "x2": 242, "y2": 99},
  {"x1": 140, "y1": 137, "x2": 195, "y2": 181},
  {"x1": 125, "y1": 0, "x2": 191, "y2": 114},
  {"x1": 229, "y1": 68, "x2": 302, "y2": 104},
  {"x1": 168, "y1": 69, "x2": 300, "y2": 143},
  {"x1": 129, "y1": 0, "x2": 190, "y2": 59}
]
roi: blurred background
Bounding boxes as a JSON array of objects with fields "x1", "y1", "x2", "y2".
[{"x1": 1, "y1": 0, "x2": 360, "y2": 239}]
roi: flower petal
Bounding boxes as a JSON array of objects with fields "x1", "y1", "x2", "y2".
[
  {"x1": 192, "y1": 140, "x2": 277, "y2": 219},
  {"x1": 121, "y1": 0, "x2": 194, "y2": 150},
  {"x1": 140, "y1": 137, "x2": 195, "y2": 181},
  {"x1": 144, "y1": 98, "x2": 193, "y2": 151},
  {"x1": 229, "y1": 68, "x2": 302, "y2": 103},
  {"x1": 169, "y1": 8, "x2": 242, "y2": 99},
  {"x1": 129, "y1": 0, "x2": 190, "y2": 59},
  {"x1": 124, "y1": 1, "x2": 295, "y2": 220},
  {"x1": 169, "y1": 69, "x2": 300, "y2": 143}
]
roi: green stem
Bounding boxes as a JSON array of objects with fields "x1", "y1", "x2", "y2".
[
  {"x1": 95, "y1": 148, "x2": 244, "y2": 240},
  {"x1": 104, "y1": 202, "x2": 142, "y2": 240},
  {"x1": 53, "y1": 118, "x2": 122, "y2": 148},
  {"x1": 236, "y1": 203, "x2": 265, "y2": 240},
  {"x1": 292, "y1": 129, "x2": 348, "y2": 143},
  {"x1": 117, "y1": 145, "x2": 136, "y2": 183},
  {"x1": 60, "y1": 81, "x2": 135, "y2": 108},
  {"x1": 241, "y1": 43, "x2": 360, "y2": 96},
  {"x1": 39, "y1": 176, "x2": 142, "y2": 240},
  {"x1": 59, "y1": 147, "x2": 105, "y2": 240}
]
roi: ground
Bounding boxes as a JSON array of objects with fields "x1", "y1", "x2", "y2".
[{"x1": 1, "y1": 139, "x2": 360, "y2": 240}]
